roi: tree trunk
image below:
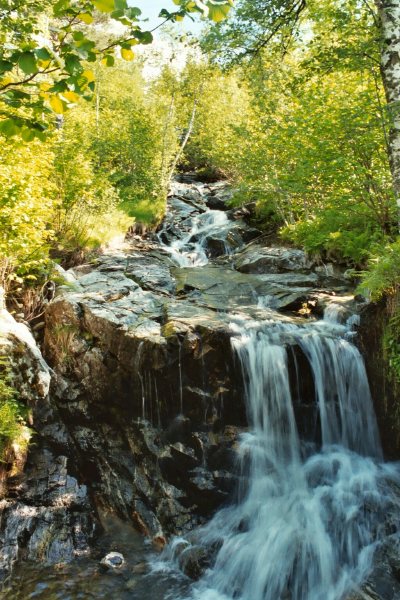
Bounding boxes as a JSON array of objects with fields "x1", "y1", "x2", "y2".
[
  {"x1": 375, "y1": 0, "x2": 400, "y2": 226},
  {"x1": 168, "y1": 84, "x2": 203, "y2": 183}
]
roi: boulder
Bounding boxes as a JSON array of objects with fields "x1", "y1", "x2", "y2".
[{"x1": 234, "y1": 245, "x2": 314, "y2": 274}]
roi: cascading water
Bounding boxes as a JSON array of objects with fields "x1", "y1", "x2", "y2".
[
  {"x1": 162, "y1": 310, "x2": 400, "y2": 600},
  {"x1": 159, "y1": 209, "x2": 231, "y2": 267}
]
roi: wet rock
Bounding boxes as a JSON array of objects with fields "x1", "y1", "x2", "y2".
[
  {"x1": 100, "y1": 552, "x2": 125, "y2": 570},
  {"x1": 227, "y1": 202, "x2": 257, "y2": 222},
  {"x1": 234, "y1": 245, "x2": 314, "y2": 274},
  {"x1": 205, "y1": 194, "x2": 229, "y2": 211},
  {"x1": 169, "y1": 181, "x2": 207, "y2": 209},
  {"x1": 170, "y1": 443, "x2": 199, "y2": 471},
  {"x1": 132, "y1": 560, "x2": 148, "y2": 573},
  {"x1": 171, "y1": 264, "x2": 317, "y2": 313},
  {"x1": 0, "y1": 306, "x2": 51, "y2": 402},
  {"x1": 178, "y1": 545, "x2": 210, "y2": 580},
  {"x1": 30, "y1": 178, "x2": 367, "y2": 588},
  {"x1": 0, "y1": 447, "x2": 94, "y2": 580},
  {"x1": 347, "y1": 536, "x2": 400, "y2": 600},
  {"x1": 0, "y1": 298, "x2": 95, "y2": 582},
  {"x1": 204, "y1": 234, "x2": 230, "y2": 258},
  {"x1": 164, "y1": 416, "x2": 193, "y2": 444},
  {"x1": 314, "y1": 262, "x2": 350, "y2": 282}
]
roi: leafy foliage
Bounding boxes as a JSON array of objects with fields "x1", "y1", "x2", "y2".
[
  {"x1": 0, "y1": 357, "x2": 28, "y2": 462},
  {"x1": 91, "y1": 64, "x2": 175, "y2": 223},
  {"x1": 0, "y1": 0, "x2": 233, "y2": 139},
  {"x1": 181, "y1": 0, "x2": 396, "y2": 264},
  {"x1": 359, "y1": 239, "x2": 400, "y2": 301},
  {"x1": 0, "y1": 136, "x2": 56, "y2": 292},
  {"x1": 385, "y1": 309, "x2": 400, "y2": 386}
]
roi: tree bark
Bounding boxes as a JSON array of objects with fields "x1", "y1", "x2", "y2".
[{"x1": 375, "y1": 0, "x2": 400, "y2": 226}]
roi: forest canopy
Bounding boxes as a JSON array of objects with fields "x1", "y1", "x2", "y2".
[{"x1": 0, "y1": 0, "x2": 399, "y2": 301}]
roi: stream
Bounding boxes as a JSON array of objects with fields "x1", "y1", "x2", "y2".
[{"x1": 3, "y1": 179, "x2": 400, "y2": 599}]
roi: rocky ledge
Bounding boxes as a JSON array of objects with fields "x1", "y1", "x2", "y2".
[{"x1": 0, "y1": 299, "x2": 94, "y2": 581}]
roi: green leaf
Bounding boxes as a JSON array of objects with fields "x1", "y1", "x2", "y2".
[
  {"x1": 65, "y1": 54, "x2": 82, "y2": 75},
  {"x1": 35, "y1": 47, "x2": 52, "y2": 61},
  {"x1": 53, "y1": 0, "x2": 69, "y2": 16},
  {"x1": 207, "y1": 2, "x2": 231, "y2": 22},
  {"x1": 114, "y1": 0, "x2": 128, "y2": 9},
  {"x1": 133, "y1": 31, "x2": 153, "y2": 44},
  {"x1": 93, "y1": 0, "x2": 115, "y2": 13},
  {"x1": 6, "y1": 89, "x2": 30, "y2": 100},
  {"x1": 0, "y1": 60, "x2": 14, "y2": 73},
  {"x1": 159, "y1": 9, "x2": 172, "y2": 18},
  {"x1": 102, "y1": 54, "x2": 115, "y2": 67},
  {"x1": 18, "y1": 52, "x2": 37, "y2": 75},
  {"x1": 125, "y1": 7, "x2": 141, "y2": 19},
  {"x1": 21, "y1": 128, "x2": 36, "y2": 142},
  {"x1": 0, "y1": 119, "x2": 19, "y2": 137}
]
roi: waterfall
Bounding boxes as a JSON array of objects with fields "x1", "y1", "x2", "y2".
[
  {"x1": 167, "y1": 312, "x2": 399, "y2": 600},
  {"x1": 159, "y1": 210, "x2": 231, "y2": 267}
]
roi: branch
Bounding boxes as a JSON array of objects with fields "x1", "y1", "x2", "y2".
[
  {"x1": 360, "y1": 0, "x2": 379, "y2": 27},
  {"x1": 0, "y1": 68, "x2": 59, "y2": 92},
  {"x1": 246, "y1": 0, "x2": 307, "y2": 59}
]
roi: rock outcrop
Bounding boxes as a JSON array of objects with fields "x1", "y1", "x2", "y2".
[{"x1": 0, "y1": 297, "x2": 94, "y2": 581}]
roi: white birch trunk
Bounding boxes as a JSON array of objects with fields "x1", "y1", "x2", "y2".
[
  {"x1": 168, "y1": 84, "x2": 203, "y2": 182},
  {"x1": 375, "y1": 0, "x2": 400, "y2": 226}
]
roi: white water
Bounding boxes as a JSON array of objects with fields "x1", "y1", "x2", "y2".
[
  {"x1": 163, "y1": 310, "x2": 400, "y2": 600},
  {"x1": 159, "y1": 210, "x2": 231, "y2": 267},
  {"x1": 155, "y1": 184, "x2": 400, "y2": 599}
]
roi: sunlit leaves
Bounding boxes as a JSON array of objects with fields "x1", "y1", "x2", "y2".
[
  {"x1": 49, "y1": 95, "x2": 66, "y2": 114},
  {"x1": 167, "y1": 0, "x2": 233, "y2": 22},
  {"x1": 208, "y1": 2, "x2": 232, "y2": 22},
  {"x1": 0, "y1": 0, "x2": 233, "y2": 140},
  {"x1": 93, "y1": 0, "x2": 116, "y2": 13},
  {"x1": 121, "y1": 48, "x2": 134, "y2": 61},
  {"x1": 77, "y1": 12, "x2": 94, "y2": 24},
  {"x1": 62, "y1": 91, "x2": 80, "y2": 103}
]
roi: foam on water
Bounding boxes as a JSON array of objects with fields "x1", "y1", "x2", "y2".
[
  {"x1": 163, "y1": 312, "x2": 400, "y2": 600},
  {"x1": 159, "y1": 210, "x2": 231, "y2": 267}
]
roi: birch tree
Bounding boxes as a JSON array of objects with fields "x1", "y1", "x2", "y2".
[{"x1": 375, "y1": 0, "x2": 400, "y2": 223}]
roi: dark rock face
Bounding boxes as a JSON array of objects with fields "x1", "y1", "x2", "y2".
[
  {"x1": 357, "y1": 296, "x2": 400, "y2": 459},
  {"x1": 0, "y1": 307, "x2": 94, "y2": 580},
  {"x1": 346, "y1": 528, "x2": 400, "y2": 599},
  {"x1": 43, "y1": 278, "x2": 244, "y2": 539}
]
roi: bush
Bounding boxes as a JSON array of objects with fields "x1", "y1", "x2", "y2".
[
  {"x1": 0, "y1": 357, "x2": 29, "y2": 462},
  {"x1": 359, "y1": 238, "x2": 400, "y2": 300},
  {"x1": 0, "y1": 137, "x2": 56, "y2": 293}
]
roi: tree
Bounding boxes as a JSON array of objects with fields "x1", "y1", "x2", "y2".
[
  {"x1": 0, "y1": 0, "x2": 233, "y2": 139},
  {"x1": 375, "y1": 1, "x2": 400, "y2": 225},
  {"x1": 205, "y1": 0, "x2": 400, "y2": 226}
]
